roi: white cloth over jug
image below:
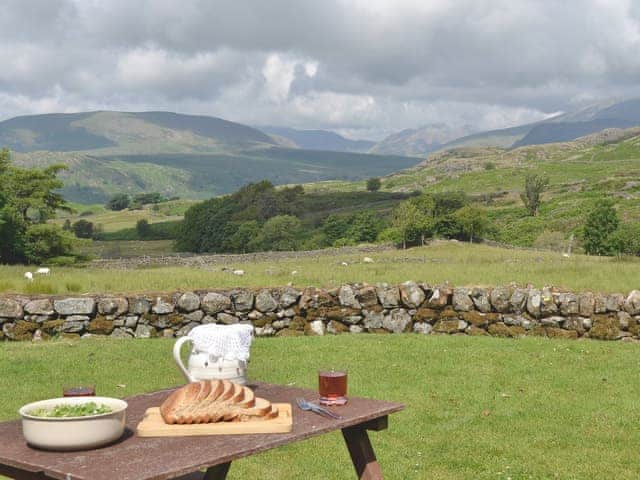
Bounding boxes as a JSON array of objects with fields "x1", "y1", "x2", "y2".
[{"x1": 173, "y1": 324, "x2": 254, "y2": 385}]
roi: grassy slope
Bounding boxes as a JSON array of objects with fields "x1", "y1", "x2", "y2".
[
  {"x1": 8, "y1": 110, "x2": 421, "y2": 204},
  {"x1": 2, "y1": 243, "x2": 639, "y2": 295},
  {"x1": 316, "y1": 131, "x2": 640, "y2": 247},
  {"x1": 55, "y1": 200, "x2": 195, "y2": 233},
  {"x1": 15, "y1": 148, "x2": 420, "y2": 204},
  {"x1": 1, "y1": 336, "x2": 639, "y2": 479}
]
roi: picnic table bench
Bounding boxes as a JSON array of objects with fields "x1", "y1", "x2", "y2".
[{"x1": 0, "y1": 382, "x2": 404, "y2": 480}]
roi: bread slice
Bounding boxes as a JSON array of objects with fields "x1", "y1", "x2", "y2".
[
  {"x1": 160, "y1": 382, "x2": 203, "y2": 425},
  {"x1": 175, "y1": 380, "x2": 217, "y2": 424},
  {"x1": 218, "y1": 380, "x2": 234, "y2": 402},
  {"x1": 187, "y1": 380, "x2": 224, "y2": 423},
  {"x1": 237, "y1": 386, "x2": 255, "y2": 408},
  {"x1": 230, "y1": 383, "x2": 245, "y2": 403},
  {"x1": 231, "y1": 398, "x2": 277, "y2": 421},
  {"x1": 159, "y1": 381, "x2": 276, "y2": 425}
]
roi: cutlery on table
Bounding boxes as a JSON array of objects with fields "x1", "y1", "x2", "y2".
[{"x1": 295, "y1": 398, "x2": 343, "y2": 420}]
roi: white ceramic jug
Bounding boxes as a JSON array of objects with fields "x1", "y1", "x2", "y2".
[{"x1": 172, "y1": 324, "x2": 253, "y2": 385}]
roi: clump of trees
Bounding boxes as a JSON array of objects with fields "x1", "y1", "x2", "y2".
[
  {"x1": 176, "y1": 181, "x2": 305, "y2": 253},
  {"x1": 106, "y1": 191, "x2": 174, "y2": 211},
  {"x1": 322, "y1": 211, "x2": 383, "y2": 247},
  {"x1": 0, "y1": 148, "x2": 75, "y2": 264},
  {"x1": 175, "y1": 181, "x2": 496, "y2": 254},
  {"x1": 106, "y1": 193, "x2": 130, "y2": 211},
  {"x1": 381, "y1": 191, "x2": 490, "y2": 248}
]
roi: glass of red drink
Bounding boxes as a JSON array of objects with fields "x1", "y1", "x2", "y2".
[
  {"x1": 63, "y1": 385, "x2": 96, "y2": 397},
  {"x1": 318, "y1": 370, "x2": 347, "y2": 406}
]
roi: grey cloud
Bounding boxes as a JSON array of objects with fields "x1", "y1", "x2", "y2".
[{"x1": 1, "y1": 0, "x2": 640, "y2": 139}]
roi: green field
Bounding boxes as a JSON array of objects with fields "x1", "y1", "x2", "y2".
[
  {"x1": 55, "y1": 200, "x2": 194, "y2": 233},
  {"x1": 1, "y1": 335, "x2": 639, "y2": 479},
  {"x1": 2, "y1": 243, "x2": 639, "y2": 295}
]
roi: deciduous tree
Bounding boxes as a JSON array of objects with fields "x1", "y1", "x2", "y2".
[
  {"x1": 521, "y1": 174, "x2": 549, "y2": 216},
  {"x1": 583, "y1": 200, "x2": 619, "y2": 255},
  {"x1": 366, "y1": 177, "x2": 381, "y2": 192}
]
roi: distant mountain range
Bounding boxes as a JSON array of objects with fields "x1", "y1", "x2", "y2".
[
  {"x1": 258, "y1": 98, "x2": 640, "y2": 158},
  {"x1": 1, "y1": 111, "x2": 419, "y2": 203},
  {"x1": 258, "y1": 126, "x2": 375, "y2": 153},
  {"x1": 369, "y1": 123, "x2": 476, "y2": 157},
  {"x1": 3, "y1": 98, "x2": 640, "y2": 204},
  {"x1": 442, "y1": 98, "x2": 640, "y2": 151}
]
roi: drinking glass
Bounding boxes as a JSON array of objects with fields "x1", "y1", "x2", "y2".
[
  {"x1": 63, "y1": 385, "x2": 96, "y2": 397},
  {"x1": 318, "y1": 369, "x2": 348, "y2": 406}
]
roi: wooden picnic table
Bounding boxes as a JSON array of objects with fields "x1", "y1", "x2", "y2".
[{"x1": 0, "y1": 382, "x2": 404, "y2": 480}]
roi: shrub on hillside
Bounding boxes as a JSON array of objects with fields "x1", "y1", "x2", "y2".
[
  {"x1": 430, "y1": 191, "x2": 469, "y2": 218},
  {"x1": 23, "y1": 224, "x2": 75, "y2": 264},
  {"x1": 106, "y1": 193, "x2": 130, "y2": 211},
  {"x1": 136, "y1": 219, "x2": 152, "y2": 239},
  {"x1": 609, "y1": 223, "x2": 640, "y2": 256},
  {"x1": 583, "y1": 200, "x2": 619, "y2": 255},
  {"x1": 72, "y1": 219, "x2": 95, "y2": 239},
  {"x1": 366, "y1": 177, "x2": 381, "y2": 192}
]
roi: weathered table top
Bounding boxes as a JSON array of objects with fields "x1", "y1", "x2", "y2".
[{"x1": 0, "y1": 382, "x2": 404, "y2": 480}]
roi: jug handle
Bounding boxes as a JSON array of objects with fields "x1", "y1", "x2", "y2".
[{"x1": 173, "y1": 336, "x2": 195, "y2": 382}]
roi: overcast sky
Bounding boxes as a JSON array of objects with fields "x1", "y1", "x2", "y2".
[{"x1": 1, "y1": 0, "x2": 640, "y2": 140}]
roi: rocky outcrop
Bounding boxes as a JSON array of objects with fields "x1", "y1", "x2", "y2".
[{"x1": 1, "y1": 283, "x2": 639, "y2": 343}]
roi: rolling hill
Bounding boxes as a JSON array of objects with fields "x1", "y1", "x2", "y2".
[{"x1": 1, "y1": 111, "x2": 420, "y2": 203}]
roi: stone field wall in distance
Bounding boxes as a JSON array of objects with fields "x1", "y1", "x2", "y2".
[{"x1": 1, "y1": 282, "x2": 639, "y2": 342}]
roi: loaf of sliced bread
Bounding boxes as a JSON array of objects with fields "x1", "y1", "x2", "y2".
[{"x1": 160, "y1": 380, "x2": 274, "y2": 425}]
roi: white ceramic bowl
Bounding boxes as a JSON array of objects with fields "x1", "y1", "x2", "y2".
[{"x1": 19, "y1": 396, "x2": 127, "y2": 451}]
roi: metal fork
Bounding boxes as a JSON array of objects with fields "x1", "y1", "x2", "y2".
[{"x1": 295, "y1": 398, "x2": 343, "y2": 420}]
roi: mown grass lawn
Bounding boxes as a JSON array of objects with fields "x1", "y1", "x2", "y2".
[
  {"x1": 1, "y1": 243, "x2": 639, "y2": 295},
  {"x1": 1, "y1": 335, "x2": 639, "y2": 479}
]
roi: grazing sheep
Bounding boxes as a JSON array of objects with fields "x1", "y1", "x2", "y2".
[
  {"x1": 232, "y1": 269, "x2": 245, "y2": 276},
  {"x1": 363, "y1": 257, "x2": 374, "y2": 263},
  {"x1": 340, "y1": 262, "x2": 349, "y2": 266},
  {"x1": 36, "y1": 267, "x2": 50, "y2": 275},
  {"x1": 291, "y1": 270, "x2": 298, "y2": 275},
  {"x1": 24, "y1": 272, "x2": 33, "y2": 282}
]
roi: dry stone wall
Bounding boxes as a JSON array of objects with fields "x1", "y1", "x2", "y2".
[{"x1": 1, "y1": 282, "x2": 640, "y2": 342}]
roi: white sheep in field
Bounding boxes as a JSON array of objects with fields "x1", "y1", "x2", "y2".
[
  {"x1": 291, "y1": 270, "x2": 298, "y2": 276},
  {"x1": 363, "y1": 257, "x2": 374, "y2": 263},
  {"x1": 232, "y1": 269, "x2": 245, "y2": 276},
  {"x1": 340, "y1": 261, "x2": 349, "y2": 266},
  {"x1": 36, "y1": 267, "x2": 50, "y2": 275},
  {"x1": 24, "y1": 272, "x2": 33, "y2": 282}
]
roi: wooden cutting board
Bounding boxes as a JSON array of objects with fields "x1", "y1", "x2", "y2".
[{"x1": 136, "y1": 404, "x2": 292, "y2": 437}]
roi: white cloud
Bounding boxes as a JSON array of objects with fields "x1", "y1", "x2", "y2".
[{"x1": 261, "y1": 54, "x2": 297, "y2": 102}]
